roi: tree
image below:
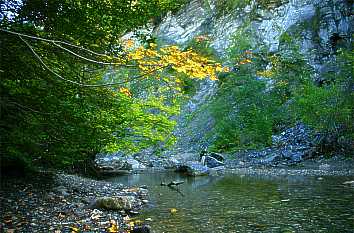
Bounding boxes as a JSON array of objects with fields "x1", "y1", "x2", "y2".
[{"x1": 0, "y1": 0, "x2": 228, "y2": 171}]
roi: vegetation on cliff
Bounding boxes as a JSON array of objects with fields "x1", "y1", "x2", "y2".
[{"x1": 207, "y1": 28, "x2": 353, "y2": 154}]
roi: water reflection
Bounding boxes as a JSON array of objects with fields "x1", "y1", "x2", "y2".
[{"x1": 107, "y1": 172, "x2": 354, "y2": 233}]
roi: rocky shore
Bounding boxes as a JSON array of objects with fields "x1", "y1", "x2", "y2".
[
  {"x1": 0, "y1": 173, "x2": 151, "y2": 233},
  {"x1": 1, "y1": 154, "x2": 353, "y2": 233}
]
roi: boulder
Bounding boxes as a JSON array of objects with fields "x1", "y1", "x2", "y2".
[
  {"x1": 200, "y1": 151, "x2": 224, "y2": 162},
  {"x1": 272, "y1": 123, "x2": 312, "y2": 148},
  {"x1": 203, "y1": 156, "x2": 224, "y2": 168},
  {"x1": 95, "y1": 152, "x2": 145, "y2": 173},
  {"x1": 93, "y1": 196, "x2": 140, "y2": 210},
  {"x1": 208, "y1": 152, "x2": 225, "y2": 162},
  {"x1": 177, "y1": 161, "x2": 209, "y2": 176},
  {"x1": 281, "y1": 149, "x2": 305, "y2": 163},
  {"x1": 259, "y1": 154, "x2": 282, "y2": 165},
  {"x1": 125, "y1": 158, "x2": 146, "y2": 170}
]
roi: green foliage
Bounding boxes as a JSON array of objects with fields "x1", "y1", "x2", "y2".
[
  {"x1": 213, "y1": 0, "x2": 252, "y2": 17},
  {"x1": 0, "y1": 0, "x2": 188, "y2": 171},
  {"x1": 157, "y1": 0, "x2": 188, "y2": 13},
  {"x1": 290, "y1": 49, "x2": 354, "y2": 153},
  {"x1": 209, "y1": 26, "x2": 353, "y2": 154},
  {"x1": 209, "y1": 74, "x2": 282, "y2": 151},
  {"x1": 11, "y1": 0, "x2": 187, "y2": 50},
  {"x1": 209, "y1": 30, "x2": 283, "y2": 151},
  {"x1": 205, "y1": 0, "x2": 284, "y2": 18},
  {"x1": 256, "y1": 0, "x2": 284, "y2": 9},
  {"x1": 185, "y1": 35, "x2": 218, "y2": 59}
]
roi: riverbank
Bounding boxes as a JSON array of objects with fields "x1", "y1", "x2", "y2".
[
  {"x1": 224, "y1": 155, "x2": 354, "y2": 177},
  {"x1": 0, "y1": 172, "x2": 150, "y2": 233},
  {"x1": 1, "y1": 155, "x2": 353, "y2": 233}
]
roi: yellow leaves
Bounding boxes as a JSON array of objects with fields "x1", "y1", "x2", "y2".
[
  {"x1": 117, "y1": 42, "x2": 230, "y2": 83},
  {"x1": 156, "y1": 45, "x2": 228, "y2": 80},
  {"x1": 134, "y1": 219, "x2": 143, "y2": 225},
  {"x1": 149, "y1": 43, "x2": 157, "y2": 49},
  {"x1": 215, "y1": 64, "x2": 223, "y2": 72},
  {"x1": 119, "y1": 87, "x2": 132, "y2": 97},
  {"x1": 128, "y1": 46, "x2": 145, "y2": 60},
  {"x1": 238, "y1": 59, "x2": 252, "y2": 65},
  {"x1": 124, "y1": 39, "x2": 135, "y2": 49},
  {"x1": 210, "y1": 75, "x2": 218, "y2": 81},
  {"x1": 144, "y1": 48, "x2": 158, "y2": 57},
  {"x1": 107, "y1": 220, "x2": 119, "y2": 233},
  {"x1": 222, "y1": 66, "x2": 230, "y2": 72},
  {"x1": 257, "y1": 69, "x2": 274, "y2": 78},
  {"x1": 169, "y1": 208, "x2": 178, "y2": 214},
  {"x1": 236, "y1": 49, "x2": 254, "y2": 66},
  {"x1": 107, "y1": 224, "x2": 118, "y2": 233},
  {"x1": 128, "y1": 221, "x2": 135, "y2": 228},
  {"x1": 70, "y1": 226, "x2": 80, "y2": 233}
]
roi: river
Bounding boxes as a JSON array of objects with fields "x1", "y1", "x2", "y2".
[{"x1": 107, "y1": 171, "x2": 354, "y2": 233}]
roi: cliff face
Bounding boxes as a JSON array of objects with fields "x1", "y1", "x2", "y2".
[
  {"x1": 155, "y1": 0, "x2": 352, "y2": 73},
  {"x1": 153, "y1": 0, "x2": 353, "y2": 154}
]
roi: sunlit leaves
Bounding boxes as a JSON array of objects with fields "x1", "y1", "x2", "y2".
[
  {"x1": 120, "y1": 41, "x2": 229, "y2": 83},
  {"x1": 106, "y1": 220, "x2": 119, "y2": 233},
  {"x1": 119, "y1": 87, "x2": 132, "y2": 97}
]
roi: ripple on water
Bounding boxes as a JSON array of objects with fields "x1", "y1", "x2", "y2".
[{"x1": 107, "y1": 172, "x2": 354, "y2": 233}]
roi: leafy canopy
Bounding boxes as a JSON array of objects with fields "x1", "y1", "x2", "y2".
[{"x1": 0, "y1": 0, "x2": 228, "y2": 170}]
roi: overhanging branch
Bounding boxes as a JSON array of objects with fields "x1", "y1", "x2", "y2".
[
  {"x1": 19, "y1": 36, "x2": 167, "y2": 87},
  {"x1": 2, "y1": 29, "x2": 160, "y2": 68}
]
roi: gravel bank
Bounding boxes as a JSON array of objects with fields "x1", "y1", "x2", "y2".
[{"x1": 0, "y1": 172, "x2": 149, "y2": 233}]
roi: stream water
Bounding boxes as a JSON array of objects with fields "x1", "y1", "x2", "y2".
[{"x1": 107, "y1": 171, "x2": 354, "y2": 233}]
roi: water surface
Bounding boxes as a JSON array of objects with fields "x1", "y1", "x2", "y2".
[{"x1": 107, "y1": 172, "x2": 354, "y2": 233}]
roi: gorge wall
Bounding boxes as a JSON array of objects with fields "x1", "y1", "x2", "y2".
[{"x1": 152, "y1": 0, "x2": 353, "y2": 155}]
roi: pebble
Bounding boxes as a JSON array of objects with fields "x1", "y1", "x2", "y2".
[{"x1": 0, "y1": 173, "x2": 149, "y2": 232}]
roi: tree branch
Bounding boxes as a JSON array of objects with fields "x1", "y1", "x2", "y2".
[
  {"x1": 2, "y1": 29, "x2": 109, "y2": 57},
  {"x1": 19, "y1": 36, "x2": 167, "y2": 88},
  {"x1": 2, "y1": 29, "x2": 159, "y2": 68},
  {"x1": 8, "y1": 101, "x2": 52, "y2": 115}
]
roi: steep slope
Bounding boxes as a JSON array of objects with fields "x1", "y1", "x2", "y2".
[{"x1": 153, "y1": 0, "x2": 353, "y2": 155}]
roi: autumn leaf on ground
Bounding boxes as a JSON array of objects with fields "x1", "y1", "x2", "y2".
[
  {"x1": 70, "y1": 226, "x2": 80, "y2": 232},
  {"x1": 128, "y1": 221, "x2": 135, "y2": 228},
  {"x1": 169, "y1": 208, "x2": 177, "y2": 214},
  {"x1": 107, "y1": 222, "x2": 119, "y2": 233}
]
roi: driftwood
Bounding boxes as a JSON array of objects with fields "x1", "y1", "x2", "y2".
[{"x1": 160, "y1": 181, "x2": 185, "y2": 187}]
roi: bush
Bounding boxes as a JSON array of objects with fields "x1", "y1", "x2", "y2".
[
  {"x1": 208, "y1": 28, "x2": 353, "y2": 155},
  {"x1": 291, "y1": 49, "x2": 354, "y2": 154}
]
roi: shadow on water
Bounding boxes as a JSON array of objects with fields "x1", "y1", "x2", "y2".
[{"x1": 107, "y1": 172, "x2": 354, "y2": 233}]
